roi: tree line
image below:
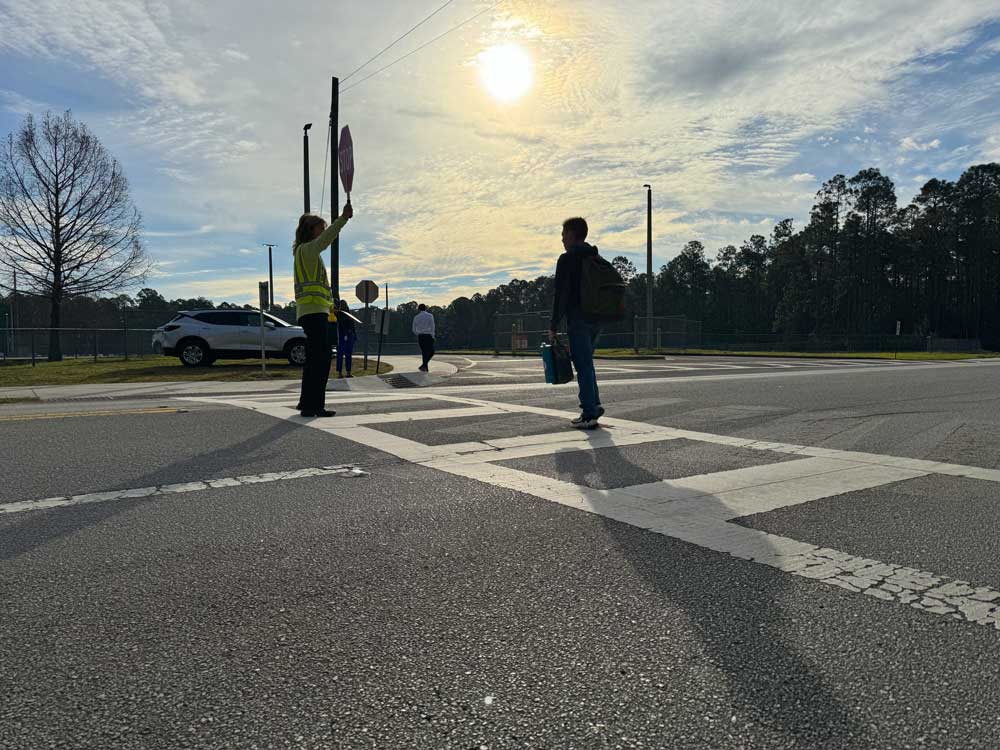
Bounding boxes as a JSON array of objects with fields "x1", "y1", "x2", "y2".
[
  {"x1": 5, "y1": 162, "x2": 999, "y2": 351},
  {"x1": 3, "y1": 109, "x2": 997, "y2": 353},
  {"x1": 407, "y1": 163, "x2": 1000, "y2": 349}
]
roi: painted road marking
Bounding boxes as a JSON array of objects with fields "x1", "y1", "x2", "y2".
[
  {"x1": 1, "y1": 465, "x2": 369, "y2": 515},
  {"x1": 198, "y1": 390, "x2": 1000, "y2": 632},
  {"x1": 422, "y1": 358, "x2": 1000, "y2": 396},
  {"x1": 0, "y1": 406, "x2": 184, "y2": 422}
]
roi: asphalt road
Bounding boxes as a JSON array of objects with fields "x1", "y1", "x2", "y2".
[
  {"x1": 443, "y1": 353, "x2": 932, "y2": 386},
  {"x1": 3, "y1": 355, "x2": 1000, "y2": 749}
]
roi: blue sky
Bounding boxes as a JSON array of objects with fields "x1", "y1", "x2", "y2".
[{"x1": 2, "y1": 1, "x2": 999, "y2": 307}]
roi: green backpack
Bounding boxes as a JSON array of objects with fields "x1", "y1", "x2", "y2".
[{"x1": 580, "y1": 251, "x2": 628, "y2": 322}]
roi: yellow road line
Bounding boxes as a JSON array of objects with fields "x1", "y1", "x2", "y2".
[{"x1": 0, "y1": 407, "x2": 182, "y2": 422}]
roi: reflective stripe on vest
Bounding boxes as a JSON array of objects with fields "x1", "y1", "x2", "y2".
[{"x1": 293, "y1": 247, "x2": 332, "y2": 307}]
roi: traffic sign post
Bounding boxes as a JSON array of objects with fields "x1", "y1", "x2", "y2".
[
  {"x1": 258, "y1": 282, "x2": 269, "y2": 375},
  {"x1": 356, "y1": 279, "x2": 378, "y2": 369},
  {"x1": 375, "y1": 283, "x2": 389, "y2": 375}
]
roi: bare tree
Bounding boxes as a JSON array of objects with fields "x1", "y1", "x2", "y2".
[{"x1": 0, "y1": 111, "x2": 149, "y2": 360}]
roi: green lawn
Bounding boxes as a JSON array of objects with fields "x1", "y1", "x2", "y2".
[
  {"x1": 594, "y1": 348, "x2": 998, "y2": 361},
  {"x1": 0, "y1": 356, "x2": 391, "y2": 387},
  {"x1": 441, "y1": 348, "x2": 997, "y2": 361}
]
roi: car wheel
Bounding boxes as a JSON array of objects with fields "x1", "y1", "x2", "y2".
[
  {"x1": 286, "y1": 339, "x2": 307, "y2": 366},
  {"x1": 178, "y1": 339, "x2": 212, "y2": 367}
]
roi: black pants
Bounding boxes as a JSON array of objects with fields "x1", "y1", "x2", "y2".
[
  {"x1": 298, "y1": 313, "x2": 331, "y2": 412},
  {"x1": 418, "y1": 334, "x2": 435, "y2": 368}
]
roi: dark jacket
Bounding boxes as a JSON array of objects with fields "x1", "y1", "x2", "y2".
[
  {"x1": 550, "y1": 242, "x2": 598, "y2": 329},
  {"x1": 337, "y1": 311, "x2": 356, "y2": 340}
]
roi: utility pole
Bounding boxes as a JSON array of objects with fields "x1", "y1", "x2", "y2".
[
  {"x1": 643, "y1": 184, "x2": 653, "y2": 350},
  {"x1": 10, "y1": 269, "x2": 16, "y2": 356},
  {"x1": 330, "y1": 77, "x2": 340, "y2": 300},
  {"x1": 263, "y1": 244, "x2": 276, "y2": 309},
  {"x1": 302, "y1": 123, "x2": 312, "y2": 213}
]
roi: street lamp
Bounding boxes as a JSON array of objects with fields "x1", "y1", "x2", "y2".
[
  {"x1": 303, "y1": 123, "x2": 313, "y2": 214},
  {"x1": 643, "y1": 184, "x2": 653, "y2": 350}
]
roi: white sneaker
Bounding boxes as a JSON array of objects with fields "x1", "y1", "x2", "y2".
[{"x1": 571, "y1": 415, "x2": 599, "y2": 430}]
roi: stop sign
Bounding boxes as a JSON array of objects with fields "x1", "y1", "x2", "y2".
[
  {"x1": 355, "y1": 280, "x2": 379, "y2": 304},
  {"x1": 338, "y1": 125, "x2": 354, "y2": 196}
]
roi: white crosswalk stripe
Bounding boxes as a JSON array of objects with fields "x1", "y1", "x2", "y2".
[
  {"x1": 1, "y1": 465, "x2": 369, "y2": 515},
  {"x1": 184, "y1": 390, "x2": 1000, "y2": 632}
]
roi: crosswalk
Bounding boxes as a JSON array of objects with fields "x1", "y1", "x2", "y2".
[
  {"x1": 453, "y1": 356, "x2": 923, "y2": 379},
  {"x1": 187, "y1": 389, "x2": 1000, "y2": 633}
]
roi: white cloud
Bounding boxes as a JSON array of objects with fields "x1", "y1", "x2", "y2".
[
  {"x1": 900, "y1": 136, "x2": 942, "y2": 151},
  {"x1": 222, "y1": 48, "x2": 250, "y2": 62},
  {"x1": 0, "y1": 88, "x2": 48, "y2": 115},
  {"x1": 157, "y1": 166, "x2": 195, "y2": 183},
  {"x1": 3, "y1": 0, "x2": 999, "y2": 304},
  {"x1": 145, "y1": 224, "x2": 215, "y2": 238}
]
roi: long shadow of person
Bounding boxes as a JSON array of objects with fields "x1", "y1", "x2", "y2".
[
  {"x1": 1, "y1": 419, "x2": 302, "y2": 562},
  {"x1": 550, "y1": 438, "x2": 865, "y2": 746}
]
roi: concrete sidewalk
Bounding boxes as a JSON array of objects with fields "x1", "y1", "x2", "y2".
[{"x1": 0, "y1": 356, "x2": 459, "y2": 402}]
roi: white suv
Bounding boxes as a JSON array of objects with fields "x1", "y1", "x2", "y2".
[{"x1": 152, "y1": 310, "x2": 310, "y2": 367}]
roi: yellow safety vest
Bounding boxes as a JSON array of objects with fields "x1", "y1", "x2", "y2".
[{"x1": 293, "y1": 246, "x2": 333, "y2": 309}]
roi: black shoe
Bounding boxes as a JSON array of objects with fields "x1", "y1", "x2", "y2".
[
  {"x1": 300, "y1": 409, "x2": 336, "y2": 418},
  {"x1": 575, "y1": 406, "x2": 605, "y2": 420}
]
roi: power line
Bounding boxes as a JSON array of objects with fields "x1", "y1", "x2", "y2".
[
  {"x1": 341, "y1": 0, "x2": 504, "y2": 95},
  {"x1": 341, "y1": 0, "x2": 458, "y2": 84}
]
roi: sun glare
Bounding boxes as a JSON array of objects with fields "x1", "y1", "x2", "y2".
[{"x1": 477, "y1": 43, "x2": 533, "y2": 102}]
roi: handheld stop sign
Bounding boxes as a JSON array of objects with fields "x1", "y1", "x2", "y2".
[{"x1": 338, "y1": 125, "x2": 354, "y2": 206}]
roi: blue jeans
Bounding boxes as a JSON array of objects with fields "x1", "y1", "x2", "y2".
[
  {"x1": 567, "y1": 317, "x2": 601, "y2": 417},
  {"x1": 337, "y1": 335, "x2": 355, "y2": 373}
]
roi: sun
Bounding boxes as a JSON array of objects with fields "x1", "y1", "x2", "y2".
[{"x1": 477, "y1": 43, "x2": 534, "y2": 102}]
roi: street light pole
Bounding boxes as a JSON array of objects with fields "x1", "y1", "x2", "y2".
[
  {"x1": 302, "y1": 123, "x2": 312, "y2": 214},
  {"x1": 643, "y1": 184, "x2": 653, "y2": 350},
  {"x1": 263, "y1": 243, "x2": 276, "y2": 309}
]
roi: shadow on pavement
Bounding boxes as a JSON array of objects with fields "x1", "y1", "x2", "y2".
[
  {"x1": 1, "y1": 419, "x2": 300, "y2": 562},
  {"x1": 551, "y1": 441, "x2": 866, "y2": 746}
]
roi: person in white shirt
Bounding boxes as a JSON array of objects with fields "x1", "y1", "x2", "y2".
[{"x1": 412, "y1": 304, "x2": 436, "y2": 372}]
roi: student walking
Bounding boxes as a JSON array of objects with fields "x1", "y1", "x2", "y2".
[
  {"x1": 549, "y1": 217, "x2": 605, "y2": 429},
  {"x1": 336, "y1": 299, "x2": 357, "y2": 378},
  {"x1": 292, "y1": 204, "x2": 353, "y2": 417},
  {"x1": 413, "y1": 304, "x2": 436, "y2": 372}
]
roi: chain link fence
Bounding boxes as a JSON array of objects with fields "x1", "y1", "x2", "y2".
[
  {"x1": 490, "y1": 311, "x2": 981, "y2": 355},
  {"x1": 1, "y1": 320, "x2": 984, "y2": 365},
  {"x1": 698, "y1": 332, "x2": 982, "y2": 353},
  {"x1": 493, "y1": 312, "x2": 701, "y2": 354},
  {"x1": 0, "y1": 327, "x2": 159, "y2": 363},
  {"x1": 0, "y1": 305, "x2": 303, "y2": 365}
]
